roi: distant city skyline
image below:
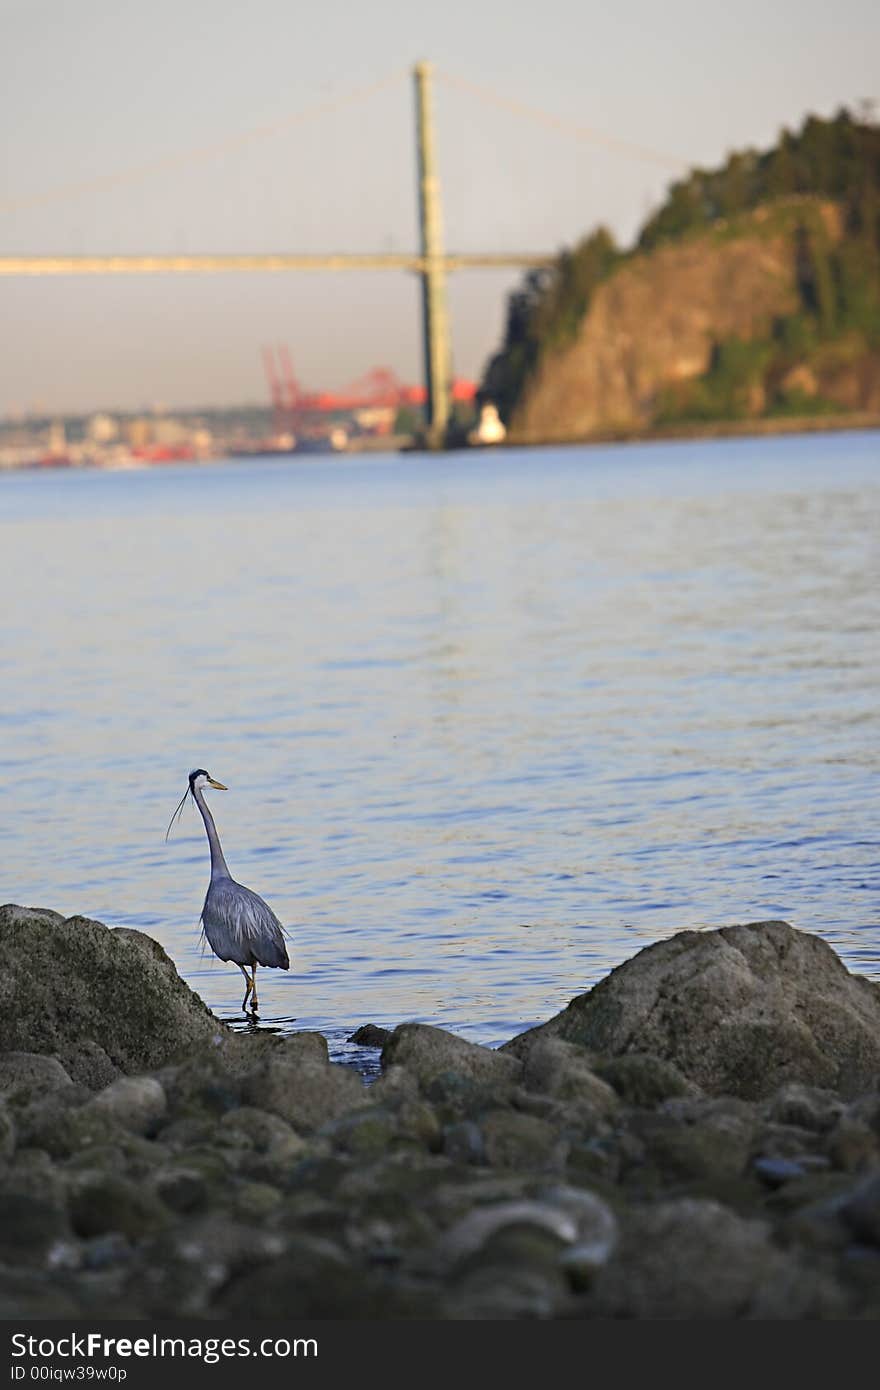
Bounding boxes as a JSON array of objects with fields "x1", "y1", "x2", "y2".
[{"x1": 2, "y1": 0, "x2": 879, "y2": 415}]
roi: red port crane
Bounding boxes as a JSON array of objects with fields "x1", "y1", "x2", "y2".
[
  {"x1": 262, "y1": 346, "x2": 287, "y2": 436},
  {"x1": 261, "y1": 345, "x2": 475, "y2": 430}
]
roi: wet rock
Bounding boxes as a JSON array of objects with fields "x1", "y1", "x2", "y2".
[
  {"x1": 44, "y1": 1239, "x2": 82, "y2": 1273},
  {"x1": 520, "y1": 1039, "x2": 619, "y2": 1116},
  {"x1": 0, "y1": 1268, "x2": 82, "y2": 1319},
  {"x1": 325, "y1": 1107, "x2": 398, "y2": 1158},
  {"x1": 544, "y1": 1185, "x2": 618, "y2": 1286},
  {"x1": 443, "y1": 1121, "x2": 485, "y2": 1166},
  {"x1": 57, "y1": 1041, "x2": 121, "y2": 1091},
  {"x1": 628, "y1": 1097, "x2": 756, "y2": 1185},
  {"x1": 168, "y1": 1146, "x2": 233, "y2": 1190},
  {"x1": 443, "y1": 1262, "x2": 570, "y2": 1320},
  {"x1": 345, "y1": 1216, "x2": 404, "y2": 1266},
  {"x1": 424, "y1": 1071, "x2": 503, "y2": 1123},
  {"x1": 463, "y1": 1222, "x2": 570, "y2": 1276},
  {"x1": 0, "y1": 1148, "x2": 66, "y2": 1207},
  {"x1": 354, "y1": 1078, "x2": 441, "y2": 1155},
  {"x1": 0, "y1": 906, "x2": 221, "y2": 1072},
  {"x1": 438, "y1": 1199, "x2": 579, "y2": 1266},
  {"x1": 0, "y1": 1192, "x2": 72, "y2": 1264},
  {"x1": 592, "y1": 1198, "x2": 841, "y2": 1319},
  {"x1": 382, "y1": 1023, "x2": 522, "y2": 1090},
  {"x1": 595, "y1": 1053, "x2": 694, "y2": 1106},
  {"x1": 273, "y1": 1032, "x2": 331, "y2": 1065},
  {"x1": 153, "y1": 1167, "x2": 208, "y2": 1215},
  {"x1": 232, "y1": 1181, "x2": 283, "y2": 1220},
  {"x1": 827, "y1": 1116, "x2": 880, "y2": 1172},
  {"x1": 217, "y1": 1235, "x2": 422, "y2": 1318},
  {"x1": 765, "y1": 1083, "x2": 844, "y2": 1134},
  {"x1": 83, "y1": 1077, "x2": 167, "y2": 1135},
  {"x1": 753, "y1": 1120, "x2": 824, "y2": 1162},
  {"x1": 11, "y1": 1087, "x2": 93, "y2": 1156},
  {"x1": 155, "y1": 1034, "x2": 329, "y2": 1131},
  {"x1": 286, "y1": 1154, "x2": 350, "y2": 1202},
  {"x1": 348, "y1": 1024, "x2": 391, "y2": 1048},
  {"x1": 840, "y1": 1174, "x2": 880, "y2": 1246},
  {"x1": 51, "y1": 1106, "x2": 156, "y2": 1161},
  {"x1": 217, "y1": 1105, "x2": 304, "y2": 1153},
  {"x1": 333, "y1": 1150, "x2": 455, "y2": 1213},
  {"x1": 59, "y1": 1134, "x2": 169, "y2": 1188},
  {"x1": 510, "y1": 1089, "x2": 560, "y2": 1121},
  {"x1": 845, "y1": 1092, "x2": 880, "y2": 1136},
  {"x1": 394, "y1": 1099, "x2": 443, "y2": 1151},
  {"x1": 783, "y1": 1189, "x2": 853, "y2": 1251},
  {"x1": 243, "y1": 1054, "x2": 365, "y2": 1134},
  {"x1": 439, "y1": 1184, "x2": 617, "y2": 1289},
  {"x1": 0, "y1": 1052, "x2": 76, "y2": 1100},
  {"x1": 425, "y1": 1173, "x2": 550, "y2": 1234},
  {"x1": 504, "y1": 921, "x2": 880, "y2": 1100},
  {"x1": 753, "y1": 1156, "x2": 812, "y2": 1188},
  {"x1": 69, "y1": 1173, "x2": 170, "y2": 1241},
  {"x1": 134, "y1": 1216, "x2": 288, "y2": 1317},
  {"x1": 481, "y1": 1110, "x2": 561, "y2": 1171},
  {"x1": 156, "y1": 1052, "x2": 243, "y2": 1120},
  {"x1": 82, "y1": 1232, "x2": 134, "y2": 1271},
  {"x1": 369, "y1": 1064, "x2": 419, "y2": 1105},
  {"x1": 560, "y1": 1243, "x2": 611, "y2": 1292},
  {"x1": 0, "y1": 1102, "x2": 14, "y2": 1162},
  {"x1": 565, "y1": 1135, "x2": 621, "y2": 1186}
]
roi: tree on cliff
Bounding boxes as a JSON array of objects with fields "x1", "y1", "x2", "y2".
[
  {"x1": 483, "y1": 108, "x2": 880, "y2": 427},
  {"x1": 480, "y1": 228, "x2": 620, "y2": 423},
  {"x1": 638, "y1": 108, "x2": 880, "y2": 251}
]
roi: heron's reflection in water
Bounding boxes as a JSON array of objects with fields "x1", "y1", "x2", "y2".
[{"x1": 222, "y1": 1012, "x2": 299, "y2": 1035}]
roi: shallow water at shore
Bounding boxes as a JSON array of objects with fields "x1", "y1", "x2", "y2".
[{"x1": 2, "y1": 432, "x2": 878, "y2": 1061}]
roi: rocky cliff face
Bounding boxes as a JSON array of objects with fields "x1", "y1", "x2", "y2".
[{"x1": 508, "y1": 201, "x2": 880, "y2": 442}]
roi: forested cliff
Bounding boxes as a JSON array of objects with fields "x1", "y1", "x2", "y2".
[{"x1": 481, "y1": 110, "x2": 880, "y2": 441}]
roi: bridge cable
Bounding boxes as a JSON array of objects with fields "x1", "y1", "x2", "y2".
[
  {"x1": 0, "y1": 68, "x2": 408, "y2": 215},
  {"x1": 436, "y1": 70, "x2": 687, "y2": 171}
]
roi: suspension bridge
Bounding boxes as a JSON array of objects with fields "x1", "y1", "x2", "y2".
[{"x1": 1, "y1": 64, "x2": 684, "y2": 445}]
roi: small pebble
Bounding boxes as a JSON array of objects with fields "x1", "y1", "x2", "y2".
[{"x1": 753, "y1": 1156, "x2": 808, "y2": 1188}]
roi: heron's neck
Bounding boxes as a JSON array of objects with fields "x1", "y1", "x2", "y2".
[{"x1": 193, "y1": 786, "x2": 231, "y2": 879}]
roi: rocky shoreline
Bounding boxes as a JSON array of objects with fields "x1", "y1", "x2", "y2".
[
  {"x1": 505, "y1": 410, "x2": 880, "y2": 451},
  {"x1": 1, "y1": 904, "x2": 879, "y2": 1320}
]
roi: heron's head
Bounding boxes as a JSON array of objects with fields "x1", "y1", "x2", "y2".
[
  {"x1": 188, "y1": 768, "x2": 228, "y2": 793},
  {"x1": 166, "y1": 769, "x2": 227, "y2": 841}
]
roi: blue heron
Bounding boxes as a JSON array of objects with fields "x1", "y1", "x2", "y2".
[{"x1": 166, "y1": 769, "x2": 289, "y2": 1013}]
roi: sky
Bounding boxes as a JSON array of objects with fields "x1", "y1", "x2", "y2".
[{"x1": 1, "y1": 0, "x2": 879, "y2": 416}]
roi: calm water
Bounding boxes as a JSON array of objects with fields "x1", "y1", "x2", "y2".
[{"x1": 1, "y1": 434, "x2": 879, "y2": 1066}]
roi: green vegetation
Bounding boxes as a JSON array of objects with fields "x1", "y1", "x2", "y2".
[
  {"x1": 638, "y1": 108, "x2": 880, "y2": 251},
  {"x1": 481, "y1": 227, "x2": 621, "y2": 422},
  {"x1": 483, "y1": 108, "x2": 880, "y2": 427},
  {"x1": 656, "y1": 338, "x2": 775, "y2": 424}
]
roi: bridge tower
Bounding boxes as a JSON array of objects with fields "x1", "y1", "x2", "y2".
[{"x1": 414, "y1": 60, "x2": 452, "y2": 447}]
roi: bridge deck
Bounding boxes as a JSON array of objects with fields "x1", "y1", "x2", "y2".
[{"x1": 0, "y1": 252, "x2": 554, "y2": 276}]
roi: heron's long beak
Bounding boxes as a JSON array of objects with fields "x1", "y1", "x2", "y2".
[{"x1": 207, "y1": 778, "x2": 228, "y2": 790}]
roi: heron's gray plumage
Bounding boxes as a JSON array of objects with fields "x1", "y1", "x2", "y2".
[
  {"x1": 168, "y1": 768, "x2": 290, "y2": 1012},
  {"x1": 201, "y1": 877, "x2": 289, "y2": 969}
]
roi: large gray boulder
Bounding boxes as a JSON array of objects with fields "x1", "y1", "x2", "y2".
[
  {"x1": 590, "y1": 1198, "x2": 844, "y2": 1319},
  {"x1": 0, "y1": 905, "x2": 222, "y2": 1074},
  {"x1": 504, "y1": 921, "x2": 880, "y2": 1100},
  {"x1": 382, "y1": 1023, "x2": 522, "y2": 1089},
  {"x1": 242, "y1": 1049, "x2": 365, "y2": 1133}
]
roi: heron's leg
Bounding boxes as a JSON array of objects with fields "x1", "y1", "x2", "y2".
[
  {"x1": 250, "y1": 964, "x2": 259, "y2": 1014},
  {"x1": 238, "y1": 964, "x2": 252, "y2": 1012}
]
